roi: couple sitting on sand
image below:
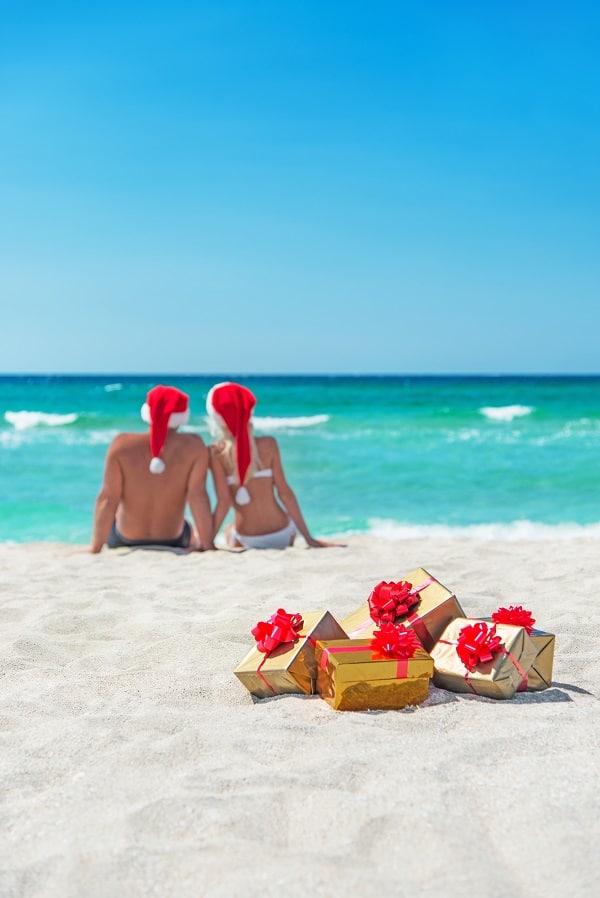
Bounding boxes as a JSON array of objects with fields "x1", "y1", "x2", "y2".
[{"x1": 90, "y1": 382, "x2": 341, "y2": 553}]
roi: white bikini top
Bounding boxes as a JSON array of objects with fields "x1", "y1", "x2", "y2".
[{"x1": 226, "y1": 468, "x2": 273, "y2": 486}]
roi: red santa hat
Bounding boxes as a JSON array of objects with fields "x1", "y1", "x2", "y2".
[
  {"x1": 206, "y1": 381, "x2": 256, "y2": 504},
  {"x1": 140, "y1": 385, "x2": 190, "y2": 474}
]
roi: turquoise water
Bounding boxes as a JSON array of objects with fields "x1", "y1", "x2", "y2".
[{"x1": 1, "y1": 375, "x2": 599, "y2": 543}]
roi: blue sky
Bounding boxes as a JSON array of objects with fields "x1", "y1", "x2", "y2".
[{"x1": 1, "y1": 0, "x2": 598, "y2": 374}]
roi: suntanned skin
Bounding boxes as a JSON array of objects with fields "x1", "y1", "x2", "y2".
[
  {"x1": 210, "y1": 435, "x2": 344, "y2": 548},
  {"x1": 90, "y1": 430, "x2": 214, "y2": 553}
]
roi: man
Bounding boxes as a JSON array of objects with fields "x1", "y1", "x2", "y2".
[{"x1": 90, "y1": 384, "x2": 214, "y2": 552}]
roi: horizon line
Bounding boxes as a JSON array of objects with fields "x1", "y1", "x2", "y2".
[{"x1": 1, "y1": 371, "x2": 599, "y2": 379}]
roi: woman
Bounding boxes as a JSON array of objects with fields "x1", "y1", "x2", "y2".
[{"x1": 206, "y1": 381, "x2": 342, "y2": 549}]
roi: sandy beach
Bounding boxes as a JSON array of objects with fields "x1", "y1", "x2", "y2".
[{"x1": 1, "y1": 536, "x2": 598, "y2": 898}]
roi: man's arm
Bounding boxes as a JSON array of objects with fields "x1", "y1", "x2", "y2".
[
  {"x1": 187, "y1": 442, "x2": 215, "y2": 550},
  {"x1": 90, "y1": 442, "x2": 123, "y2": 553}
]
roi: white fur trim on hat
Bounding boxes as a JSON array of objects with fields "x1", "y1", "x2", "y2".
[
  {"x1": 141, "y1": 403, "x2": 190, "y2": 428},
  {"x1": 205, "y1": 383, "x2": 228, "y2": 435},
  {"x1": 149, "y1": 457, "x2": 166, "y2": 474}
]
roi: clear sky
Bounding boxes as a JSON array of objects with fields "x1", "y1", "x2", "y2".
[{"x1": 1, "y1": 0, "x2": 598, "y2": 374}]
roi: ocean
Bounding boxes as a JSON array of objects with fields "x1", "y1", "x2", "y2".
[{"x1": 1, "y1": 374, "x2": 599, "y2": 544}]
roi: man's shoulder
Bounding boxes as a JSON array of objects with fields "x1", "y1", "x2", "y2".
[
  {"x1": 110, "y1": 431, "x2": 145, "y2": 449},
  {"x1": 173, "y1": 431, "x2": 207, "y2": 452}
]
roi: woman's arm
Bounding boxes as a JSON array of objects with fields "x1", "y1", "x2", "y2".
[
  {"x1": 209, "y1": 445, "x2": 232, "y2": 541},
  {"x1": 269, "y1": 437, "x2": 345, "y2": 548}
]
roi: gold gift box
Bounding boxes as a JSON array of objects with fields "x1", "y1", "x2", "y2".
[
  {"x1": 315, "y1": 639, "x2": 434, "y2": 712},
  {"x1": 527, "y1": 629, "x2": 555, "y2": 691},
  {"x1": 483, "y1": 619, "x2": 556, "y2": 691},
  {"x1": 431, "y1": 618, "x2": 538, "y2": 699},
  {"x1": 234, "y1": 610, "x2": 347, "y2": 699},
  {"x1": 341, "y1": 567, "x2": 464, "y2": 651}
]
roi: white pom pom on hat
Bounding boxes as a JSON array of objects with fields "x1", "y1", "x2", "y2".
[
  {"x1": 141, "y1": 385, "x2": 190, "y2": 474},
  {"x1": 235, "y1": 485, "x2": 251, "y2": 505},
  {"x1": 149, "y1": 457, "x2": 166, "y2": 474}
]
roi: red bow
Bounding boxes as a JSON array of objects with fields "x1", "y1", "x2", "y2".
[
  {"x1": 370, "y1": 623, "x2": 421, "y2": 661},
  {"x1": 491, "y1": 604, "x2": 536, "y2": 635},
  {"x1": 251, "y1": 608, "x2": 304, "y2": 654},
  {"x1": 456, "y1": 622, "x2": 503, "y2": 672},
  {"x1": 368, "y1": 580, "x2": 420, "y2": 625}
]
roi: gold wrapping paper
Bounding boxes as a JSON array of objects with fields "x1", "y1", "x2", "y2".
[
  {"x1": 340, "y1": 567, "x2": 464, "y2": 651},
  {"x1": 234, "y1": 610, "x2": 347, "y2": 699},
  {"x1": 527, "y1": 629, "x2": 555, "y2": 691},
  {"x1": 315, "y1": 639, "x2": 434, "y2": 711},
  {"x1": 483, "y1": 618, "x2": 556, "y2": 691},
  {"x1": 431, "y1": 618, "x2": 538, "y2": 699}
]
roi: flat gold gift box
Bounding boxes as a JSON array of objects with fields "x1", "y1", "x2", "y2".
[
  {"x1": 315, "y1": 639, "x2": 434, "y2": 711},
  {"x1": 431, "y1": 618, "x2": 538, "y2": 699},
  {"x1": 234, "y1": 610, "x2": 347, "y2": 699},
  {"x1": 340, "y1": 567, "x2": 465, "y2": 651},
  {"x1": 527, "y1": 629, "x2": 555, "y2": 690}
]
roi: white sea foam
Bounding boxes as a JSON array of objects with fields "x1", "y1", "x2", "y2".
[
  {"x1": 104, "y1": 383, "x2": 123, "y2": 392},
  {"x1": 366, "y1": 518, "x2": 600, "y2": 541},
  {"x1": 445, "y1": 428, "x2": 482, "y2": 443},
  {"x1": 201, "y1": 413, "x2": 329, "y2": 436},
  {"x1": 4, "y1": 410, "x2": 78, "y2": 430},
  {"x1": 58, "y1": 429, "x2": 117, "y2": 446},
  {"x1": 479, "y1": 405, "x2": 533, "y2": 422},
  {"x1": 253, "y1": 414, "x2": 329, "y2": 430},
  {"x1": 0, "y1": 431, "x2": 25, "y2": 448},
  {"x1": 0, "y1": 428, "x2": 116, "y2": 448},
  {"x1": 252, "y1": 414, "x2": 330, "y2": 430},
  {"x1": 533, "y1": 418, "x2": 600, "y2": 445}
]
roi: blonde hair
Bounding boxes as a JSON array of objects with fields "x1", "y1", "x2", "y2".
[{"x1": 211, "y1": 419, "x2": 264, "y2": 481}]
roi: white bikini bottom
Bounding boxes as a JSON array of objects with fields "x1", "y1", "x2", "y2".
[{"x1": 229, "y1": 518, "x2": 297, "y2": 549}]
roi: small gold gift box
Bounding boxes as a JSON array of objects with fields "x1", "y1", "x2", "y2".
[
  {"x1": 315, "y1": 639, "x2": 434, "y2": 712},
  {"x1": 484, "y1": 615, "x2": 556, "y2": 692},
  {"x1": 527, "y1": 629, "x2": 555, "y2": 691},
  {"x1": 234, "y1": 610, "x2": 347, "y2": 699},
  {"x1": 341, "y1": 567, "x2": 464, "y2": 651},
  {"x1": 431, "y1": 618, "x2": 538, "y2": 699}
]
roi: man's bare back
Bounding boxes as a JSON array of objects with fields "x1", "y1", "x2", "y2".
[{"x1": 90, "y1": 386, "x2": 214, "y2": 552}]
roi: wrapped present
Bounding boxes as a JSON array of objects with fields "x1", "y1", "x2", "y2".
[
  {"x1": 315, "y1": 623, "x2": 434, "y2": 711},
  {"x1": 524, "y1": 630, "x2": 555, "y2": 690},
  {"x1": 341, "y1": 567, "x2": 465, "y2": 651},
  {"x1": 234, "y1": 608, "x2": 347, "y2": 699},
  {"x1": 431, "y1": 617, "x2": 538, "y2": 699},
  {"x1": 491, "y1": 604, "x2": 555, "y2": 691}
]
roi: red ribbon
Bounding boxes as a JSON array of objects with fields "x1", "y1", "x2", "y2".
[
  {"x1": 251, "y1": 608, "x2": 304, "y2": 653},
  {"x1": 439, "y1": 621, "x2": 529, "y2": 695},
  {"x1": 251, "y1": 608, "x2": 304, "y2": 694},
  {"x1": 491, "y1": 604, "x2": 536, "y2": 635},
  {"x1": 368, "y1": 580, "x2": 420, "y2": 624},
  {"x1": 320, "y1": 624, "x2": 420, "y2": 680},
  {"x1": 370, "y1": 623, "x2": 421, "y2": 661},
  {"x1": 350, "y1": 577, "x2": 435, "y2": 638},
  {"x1": 455, "y1": 621, "x2": 503, "y2": 672}
]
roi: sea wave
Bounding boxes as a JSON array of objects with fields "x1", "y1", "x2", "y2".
[
  {"x1": 366, "y1": 518, "x2": 600, "y2": 541},
  {"x1": 479, "y1": 405, "x2": 533, "y2": 422},
  {"x1": 104, "y1": 383, "x2": 123, "y2": 392},
  {"x1": 0, "y1": 427, "x2": 116, "y2": 448},
  {"x1": 252, "y1": 414, "x2": 330, "y2": 430},
  {"x1": 4, "y1": 410, "x2": 78, "y2": 430},
  {"x1": 533, "y1": 418, "x2": 600, "y2": 445}
]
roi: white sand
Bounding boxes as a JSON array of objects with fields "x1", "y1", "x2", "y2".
[{"x1": 1, "y1": 537, "x2": 598, "y2": 898}]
